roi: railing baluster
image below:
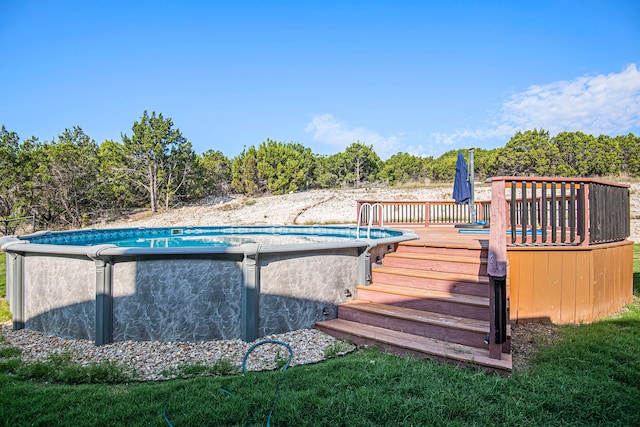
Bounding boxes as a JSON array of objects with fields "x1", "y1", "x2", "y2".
[
  {"x1": 510, "y1": 181, "x2": 517, "y2": 244},
  {"x1": 531, "y1": 181, "x2": 537, "y2": 244},
  {"x1": 550, "y1": 182, "x2": 557, "y2": 244},
  {"x1": 570, "y1": 182, "x2": 576, "y2": 243},
  {"x1": 560, "y1": 183, "x2": 567, "y2": 243},
  {"x1": 521, "y1": 180, "x2": 528, "y2": 245},
  {"x1": 578, "y1": 183, "x2": 586, "y2": 244},
  {"x1": 541, "y1": 182, "x2": 548, "y2": 243}
]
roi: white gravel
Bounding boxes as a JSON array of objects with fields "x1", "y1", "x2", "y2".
[{"x1": 0, "y1": 323, "x2": 354, "y2": 381}]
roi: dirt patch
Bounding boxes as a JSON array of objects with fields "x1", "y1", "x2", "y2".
[{"x1": 511, "y1": 322, "x2": 562, "y2": 372}]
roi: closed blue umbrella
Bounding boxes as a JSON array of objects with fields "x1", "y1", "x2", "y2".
[{"x1": 452, "y1": 152, "x2": 471, "y2": 204}]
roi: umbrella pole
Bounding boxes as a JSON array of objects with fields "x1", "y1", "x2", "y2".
[{"x1": 469, "y1": 148, "x2": 476, "y2": 223}]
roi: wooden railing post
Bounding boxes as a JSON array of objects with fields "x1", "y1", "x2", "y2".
[
  {"x1": 488, "y1": 178, "x2": 508, "y2": 359},
  {"x1": 580, "y1": 183, "x2": 590, "y2": 246},
  {"x1": 424, "y1": 202, "x2": 430, "y2": 227}
]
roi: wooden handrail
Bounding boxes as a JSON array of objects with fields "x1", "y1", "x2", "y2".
[
  {"x1": 356, "y1": 199, "x2": 491, "y2": 227},
  {"x1": 489, "y1": 176, "x2": 630, "y2": 188},
  {"x1": 489, "y1": 176, "x2": 630, "y2": 247}
]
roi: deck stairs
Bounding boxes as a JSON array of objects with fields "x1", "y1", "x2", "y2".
[{"x1": 316, "y1": 239, "x2": 512, "y2": 373}]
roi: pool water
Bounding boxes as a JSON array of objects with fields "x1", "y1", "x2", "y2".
[
  {"x1": 105, "y1": 233, "x2": 352, "y2": 248},
  {"x1": 22, "y1": 225, "x2": 403, "y2": 248}
]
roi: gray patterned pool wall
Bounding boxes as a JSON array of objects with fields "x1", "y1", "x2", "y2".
[{"x1": 1, "y1": 226, "x2": 417, "y2": 345}]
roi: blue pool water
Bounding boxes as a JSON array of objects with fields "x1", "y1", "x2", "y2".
[{"x1": 22, "y1": 225, "x2": 404, "y2": 248}]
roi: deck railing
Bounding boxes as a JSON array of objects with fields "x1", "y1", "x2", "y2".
[
  {"x1": 356, "y1": 200, "x2": 491, "y2": 227},
  {"x1": 358, "y1": 178, "x2": 631, "y2": 361},
  {"x1": 493, "y1": 177, "x2": 630, "y2": 247},
  {"x1": 486, "y1": 176, "x2": 630, "y2": 359}
]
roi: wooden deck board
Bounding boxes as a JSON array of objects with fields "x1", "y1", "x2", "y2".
[
  {"x1": 341, "y1": 300, "x2": 489, "y2": 333},
  {"x1": 358, "y1": 283, "x2": 489, "y2": 306},
  {"x1": 317, "y1": 318, "x2": 512, "y2": 372},
  {"x1": 386, "y1": 251, "x2": 488, "y2": 265},
  {"x1": 374, "y1": 266, "x2": 490, "y2": 285},
  {"x1": 393, "y1": 225, "x2": 490, "y2": 249}
]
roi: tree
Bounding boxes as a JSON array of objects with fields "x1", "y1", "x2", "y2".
[
  {"x1": 472, "y1": 147, "x2": 501, "y2": 181},
  {"x1": 494, "y1": 129, "x2": 557, "y2": 176},
  {"x1": 255, "y1": 140, "x2": 314, "y2": 194},
  {"x1": 231, "y1": 146, "x2": 259, "y2": 194},
  {"x1": 592, "y1": 135, "x2": 621, "y2": 176},
  {"x1": 0, "y1": 126, "x2": 20, "y2": 217},
  {"x1": 616, "y1": 133, "x2": 640, "y2": 176},
  {"x1": 429, "y1": 150, "x2": 459, "y2": 182},
  {"x1": 379, "y1": 152, "x2": 431, "y2": 185},
  {"x1": 98, "y1": 140, "x2": 145, "y2": 209},
  {"x1": 341, "y1": 142, "x2": 381, "y2": 186},
  {"x1": 552, "y1": 131, "x2": 620, "y2": 177},
  {"x1": 121, "y1": 111, "x2": 195, "y2": 212},
  {"x1": 314, "y1": 153, "x2": 344, "y2": 188},
  {"x1": 12, "y1": 137, "x2": 44, "y2": 223},
  {"x1": 41, "y1": 127, "x2": 100, "y2": 227},
  {"x1": 161, "y1": 139, "x2": 197, "y2": 209},
  {"x1": 195, "y1": 149, "x2": 232, "y2": 197}
]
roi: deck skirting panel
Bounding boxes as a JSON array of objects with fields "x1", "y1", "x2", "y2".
[{"x1": 508, "y1": 240, "x2": 634, "y2": 324}]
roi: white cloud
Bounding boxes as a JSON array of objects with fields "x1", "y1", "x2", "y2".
[
  {"x1": 304, "y1": 113, "x2": 404, "y2": 159},
  {"x1": 433, "y1": 64, "x2": 640, "y2": 147}
]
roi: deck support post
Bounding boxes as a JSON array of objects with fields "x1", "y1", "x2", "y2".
[{"x1": 489, "y1": 276, "x2": 507, "y2": 359}]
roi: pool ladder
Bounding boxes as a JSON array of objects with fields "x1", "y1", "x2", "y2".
[{"x1": 356, "y1": 202, "x2": 383, "y2": 239}]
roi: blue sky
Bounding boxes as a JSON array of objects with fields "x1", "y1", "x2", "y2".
[{"x1": 1, "y1": 1, "x2": 639, "y2": 160}]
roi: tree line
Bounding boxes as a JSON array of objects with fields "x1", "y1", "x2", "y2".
[{"x1": 1, "y1": 111, "x2": 639, "y2": 230}]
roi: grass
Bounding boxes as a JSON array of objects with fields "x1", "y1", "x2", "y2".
[
  {"x1": 0, "y1": 246, "x2": 639, "y2": 425},
  {"x1": 635, "y1": 242, "x2": 640, "y2": 294},
  {"x1": 0, "y1": 251, "x2": 9, "y2": 322}
]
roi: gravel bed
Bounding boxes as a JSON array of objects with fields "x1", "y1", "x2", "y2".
[{"x1": 0, "y1": 324, "x2": 355, "y2": 381}]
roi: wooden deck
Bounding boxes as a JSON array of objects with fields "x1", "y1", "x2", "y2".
[
  {"x1": 394, "y1": 225, "x2": 489, "y2": 249},
  {"x1": 317, "y1": 224, "x2": 512, "y2": 374},
  {"x1": 318, "y1": 223, "x2": 633, "y2": 374},
  {"x1": 338, "y1": 178, "x2": 633, "y2": 373},
  {"x1": 398, "y1": 224, "x2": 634, "y2": 324}
]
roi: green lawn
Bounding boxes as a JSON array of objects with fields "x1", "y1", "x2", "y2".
[
  {"x1": 0, "y1": 252, "x2": 9, "y2": 321},
  {"x1": 0, "y1": 246, "x2": 639, "y2": 426}
]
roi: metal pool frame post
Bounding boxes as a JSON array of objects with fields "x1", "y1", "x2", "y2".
[
  {"x1": 89, "y1": 245, "x2": 117, "y2": 346},
  {"x1": 1, "y1": 239, "x2": 25, "y2": 330},
  {"x1": 241, "y1": 244, "x2": 260, "y2": 342},
  {"x1": 9, "y1": 253, "x2": 25, "y2": 330}
]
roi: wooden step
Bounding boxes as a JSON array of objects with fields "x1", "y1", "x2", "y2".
[
  {"x1": 383, "y1": 252, "x2": 488, "y2": 276},
  {"x1": 372, "y1": 266, "x2": 489, "y2": 297},
  {"x1": 356, "y1": 283, "x2": 490, "y2": 321},
  {"x1": 396, "y1": 241, "x2": 488, "y2": 258},
  {"x1": 339, "y1": 300, "x2": 489, "y2": 348},
  {"x1": 316, "y1": 318, "x2": 512, "y2": 373}
]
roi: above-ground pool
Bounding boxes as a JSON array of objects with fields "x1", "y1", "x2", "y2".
[{"x1": 2, "y1": 225, "x2": 416, "y2": 345}]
